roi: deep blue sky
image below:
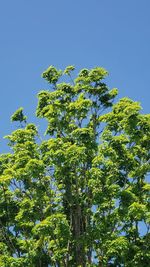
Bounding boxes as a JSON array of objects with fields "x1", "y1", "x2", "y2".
[{"x1": 0, "y1": 0, "x2": 150, "y2": 149}]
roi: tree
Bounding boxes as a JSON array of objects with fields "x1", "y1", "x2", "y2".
[{"x1": 0, "y1": 65, "x2": 150, "y2": 267}]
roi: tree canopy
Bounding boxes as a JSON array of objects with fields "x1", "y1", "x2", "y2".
[{"x1": 0, "y1": 65, "x2": 150, "y2": 267}]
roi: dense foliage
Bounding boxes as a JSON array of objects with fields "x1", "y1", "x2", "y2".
[{"x1": 0, "y1": 66, "x2": 150, "y2": 266}]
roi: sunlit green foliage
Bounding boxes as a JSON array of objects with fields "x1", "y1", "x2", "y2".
[
  {"x1": 11, "y1": 107, "x2": 27, "y2": 123},
  {"x1": 0, "y1": 66, "x2": 150, "y2": 266}
]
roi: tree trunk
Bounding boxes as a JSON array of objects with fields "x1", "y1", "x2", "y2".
[{"x1": 72, "y1": 204, "x2": 86, "y2": 267}]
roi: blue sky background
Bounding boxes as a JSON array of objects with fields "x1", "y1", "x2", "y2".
[{"x1": 0, "y1": 0, "x2": 150, "y2": 150}]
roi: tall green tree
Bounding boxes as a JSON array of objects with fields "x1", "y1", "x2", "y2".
[{"x1": 0, "y1": 66, "x2": 150, "y2": 266}]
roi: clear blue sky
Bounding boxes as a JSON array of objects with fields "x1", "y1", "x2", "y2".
[{"x1": 0, "y1": 0, "x2": 150, "y2": 149}]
